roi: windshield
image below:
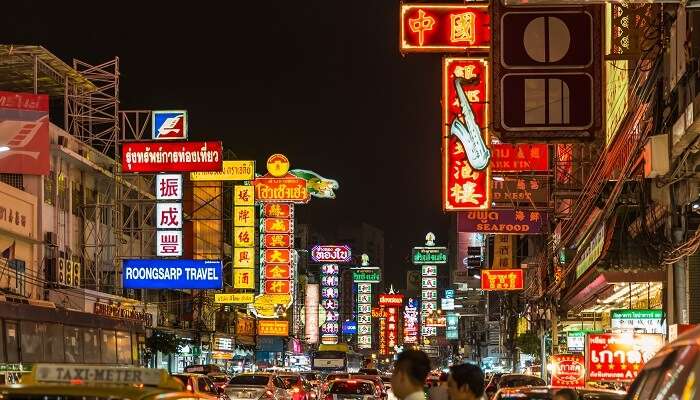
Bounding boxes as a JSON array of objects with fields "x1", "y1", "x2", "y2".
[
  {"x1": 229, "y1": 375, "x2": 271, "y2": 386},
  {"x1": 210, "y1": 375, "x2": 229, "y2": 383},
  {"x1": 302, "y1": 373, "x2": 319, "y2": 380},
  {"x1": 499, "y1": 376, "x2": 546, "y2": 388},
  {"x1": 280, "y1": 376, "x2": 301, "y2": 385},
  {"x1": 330, "y1": 381, "x2": 375, "y2": 395},
  {"x1": 327, "y1": 373, "x2": 350, "y2": 381}
]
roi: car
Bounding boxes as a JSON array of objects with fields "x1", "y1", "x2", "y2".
[
  {"x1": 626, "y1": 325, "x2": 700, "y2": 399},
  {"x1": 278, "y1": 373, "x2": 312, "y2": 400},
  {"x1": 494, "y1": 386, "x2": 625, "y2": 399},
  {"x1": 323, "y1": 379, "x2": 381, "y2": 400},
  {"x1": 225, "y1": 373, "x2": 292, "y2": 400},
  {"x1": 497, "y1": 374, "x2": 547, "y2": 390},
  {"x1": 171, "y1": 373, "x2": 226, "y2": 400},
  {"x1": 484, "y1": 373, "x2": 505, "y2": 399},
  {"x1": 210, "y1": 374, "x2": 232, "y2": 390},
  {"x1": 357, "y1": 368, "x2": 380, "y2": 375},
  {"x1": 349, "y1": 374, "x2": 387, "y2": 399},
  {"x1": 321, "y1": 373, "x2": 351, "y2": 394},
  {"x1": 0, "y1": 364, "x2": 205, "y2": 400},
  {"x1": 185, "y1": 365, "x2": 225, "y2": 375}
]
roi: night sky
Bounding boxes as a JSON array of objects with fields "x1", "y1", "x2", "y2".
[{"x1": 3, "y1": 1, "x2": 449, "y2": 284}]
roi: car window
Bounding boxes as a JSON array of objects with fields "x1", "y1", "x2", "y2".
[
  {"x1": 173, "y1": 375, "x2": 191, "y2": 388},
  {"x1": 276, "y1": 377, "x2": 291, "y2": 388},
  {"x1": 627, "y1": 348, "x2": 676, "y2": 400},
  {"x1": 210, "y1": 375, "x2": 229, "y2": 383},
  {"x1": 330, "y1": 381, "x2": 375, "y2": 395},
  {"x1": 229, "y1": 375, "x2": 271, "y2": 386},
  {"x1": 499, "y1": 376, "x2": 546, "y2": 388}
]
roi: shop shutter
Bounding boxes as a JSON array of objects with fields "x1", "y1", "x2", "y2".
[{"x1": 688, "y1": 254, "x2": 700, "y2": 323}]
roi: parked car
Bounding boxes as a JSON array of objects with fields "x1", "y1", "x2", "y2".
[
  {"x1": 494, "y1": 386, "x2": 625, "y2": 400},
  {"x1": 324, "y1": 379, "x2": 380, "y2": 400},
  {"x1": 226, "y1": 373, "x2": 292, "y2": 400},
  {"x1": 626, "y1": 325, "x2": 700, "y2": 399},
  {"x1": 171, "y1": 373, "x2": 226, "y2": 400}
]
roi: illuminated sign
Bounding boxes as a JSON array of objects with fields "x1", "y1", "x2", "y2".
[
  {"x1": 550, "y1": 354, "x2": 585, "y2": 388},
  {"x1": 252, "y1": 294, "x2": 293, "y2": 319},
  {"x1": 357, "y1": 283, "x2": 373, "y2": 349},
  {"x1": 457, "y1": 210, "x2": 548, "y2": 234},
  {"x1": 264, "y1": 264, "x2": 291, "y2": 280},
  {"x1": 610, "y1": 309, "x2": 665, "y2": 334},
  {"x1": 492, "y1": 176, "x2": 549, "y2": 205},
  {"x1": 122, "y1": 141, "x2": 223, "y2": 172},
  {"x1": 215, "y1": 293, "x2": 254, "y2": 304},
  {"x1": 156, "y1": 230, "x2": 182, "y2": 257},
  {"x1": 156, "y1": 203, "x2": 182, "y2": 229},
  {"x1": 234, "y1": 248, "x2": 255, "y2": 269},
  {"x1": 586, "y1": 333, "x2": 663, "y2": 382},
  {"x1": 234, "y1": 227, "x2": 255, "y2": 248},
  {"x1": 400, "y1": 4, "x2": 490, "y2": 53},
  {"x1": 253, "y1": 155, "x2": 309, "y2": 203},
  {"x1": 342, "y1": 321, "x2": 358, "y2": 335},
  {"x1": 412, "y1": 247, "x2": 448, "y2": 264},
  {"x1": 262, "y1": 218, "x2": 292, "y2": 234},
  {"x1": 262, "y1": 203, "x2": 293, "y2": 218},
  {"x1": 264, "y1": 280, "x2": 291, "y2": 294},
  {"x1": 152, "y1": 110, "x2": 187, "y2": 140},
  {"x1": 234, "y1": 269, "x2": 255, "y2": 289},
  {"x1": 421, "y1": 265, "x2": 438, "y2": 276},
  {"x1": 156, "y1": 174, "x2": 183, "y2": 200},
  {"x1": 311, "y1": 245, "x2": 352, "y2": 263},
  {"x1": 492, "y1": 144, "x2": 549, "y2": 172},
  {"x1": 267, "y1": 154, "x2": 290, "y2": 177},
  {"x1": 257, "y1": 320, "x2": 290, "y2": 336},
  {"x1": 481, "y1": 269, "x2": 524, "y2": 291},
  {"x1": 386, "y1": 307, "x2": 399, "y2": 350},
  {"x1": 425, "y1": 316, "x2": 447, "y2": 327},
  {"x1": 441, "y1": 298, "x2": 455, "y2": 311},
  {"x1": 404, "y1": 298, "x2": 420, "y2": 344},
  {"x1": 123, "y1": 259, "x2": 223, "y2": 289},
  {"x1": 234, "y1": 186, "x2": 255, "y2": 206},
  {"x1": 290, "y1": 169, "x2": 340, "y2": 199},
  {"x1": 443, "y1": 58, "x2": 491, "y2": 211},
  {"x1": 378, "y1": 294, "x2": 404, "y2": 306},
  {"x1": 446, "y1": 313, "x2": 458, "y2": 340},
  {"x1": 305, "y1": 284, "x2": 320, "y2": 344},
  {"x1": 352, "y1": 269, "x2": 381, "y2": 283},
  {"x1": 190, "y1": 160, "x2": 255, "y2": 181},
  {"x1": 321, "y1": 263, "x2": 340, "y2": 344},
  {"x1": 234, "y1": 206, "x2": 255, "y2": 227},
  {"x1": 491, "y1": 235, "x2": 515, "y2": 269}
]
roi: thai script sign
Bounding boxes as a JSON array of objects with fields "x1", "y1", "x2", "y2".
[
  {"x1": 611, "y1": 309, "x2": 665, "y2": 334},
  {"x1": 352, "y1": 269, "x2": 381, "y2": 283},
  {"x1": 412, "y1": 247, "x2": 448, "y2": 264},
  {"x1": 492, "y1": 143, "x2": 549, "y2": 172},
  {"x1": 481, "y1": 269, "x2": 524, "y2": 291},
  {"x1": 215, "y1": 293, "x2": 254, "y2": 304},
  {"x1": 458, "y1": 210, "x2": 548, "y2": 234},
  {"x1": 400, "y1": 4, "x2": 490, "y2": 53},
  {"x1": 586, "y1": 333, "x2": 663, "y2": 382},
  {"x1": 378, "y1": 294, "x2": 404, "y2": 306},
  {"x1": 122, "y1": 141, "x2": 223, "y2": 172},
  {"x1": 550, "y1": 354, "x2": 585, "y2": 388},
  {"x1": 190, "y1": 160, "x2": 255, "y2": 181},
  {"x1": 311, "y1": 245, "x2": 352, "y2": 263}
]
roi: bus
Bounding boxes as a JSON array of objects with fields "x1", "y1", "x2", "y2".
[{"x1": 312, "y1": 344, "x2": 363, "y2": 372}]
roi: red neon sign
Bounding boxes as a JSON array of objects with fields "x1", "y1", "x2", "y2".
[
  {"x1": 492, "y1": 144, "x2": 549, "y2": 172},
  {"x1": 263, "y1": 234, "x2": 292, "y2": 248},
  {"x1": 401, "y1": 4, "x2": 491, "y2": 53},
  {"x1": 550, "y1": 354, "x2": 585, "y2": 388},
  {"x1": 263, "y1": 218, "x2": 292, "y2": 234},
  {"x1": 264, "y1": 264, "x2": 291, "y2": 280},
  {"x1": 122, "y1": 141, "x2": 223, "y2": 172},
  {"x1": 264, "y1": 280, "x2": 291, "y2": 295},
  {"x1": 443, "y1": 58, "x2": 491, "y2": 211},
  {"x1": 262, "y1": 203, "x2": 292, "y2": 218},
  {"x1": 481, "y1": 269, "x2": 524, "y2": 291}
]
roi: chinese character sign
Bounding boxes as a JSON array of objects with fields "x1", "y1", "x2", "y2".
[
  {"x1": 156, "y1": 203, "x2": 182, "y2": 229},
  {"x1": 234, "y1": 183, "x2": 256, "y2": 291},
  {"x1": 321, "y1": 263, "x2": 340, "y2": 344},
  {"x1": 157, "y1": 230, "x2": 183, "y2": 257},
  {"x1": 443, "y1": 58, "x2": 491, "y2": 211},
  {"x1": 156, "y1": 174, "x2": 183, "y2": 200},
  {"x1": 481, "y1": 269, "x2": 524, "y2": 291},
  {"x1": 401, "y1": 4, "x2": 490, "y2": 52},
  {"x1": 357, "y1": 282, "x2": 373, "y2": 349}
]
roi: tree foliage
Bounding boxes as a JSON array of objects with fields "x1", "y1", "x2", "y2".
[
  {"x1": 145, "y1": 330, "x2": 183, "y2": 356},
  {"x1": 515, "y1": 331, "x2": 541, "y2": 359}
]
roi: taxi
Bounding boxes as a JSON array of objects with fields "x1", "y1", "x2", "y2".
[{"x1": 0, "y1": 363, "x2": 210, "y2": 400}]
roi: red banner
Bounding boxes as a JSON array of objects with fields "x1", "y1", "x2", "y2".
[
  {"x1": 263, "y1": 218, "x2": 292, "y2": 234},
  {"x1": 263, "y1": 234, "x2": 292, "y2": 248},
  {"x1": 443, "y1": 58, "x2": 491, "y2": 211},
  {"x1": 481, "y1": 269, "x2": 524, "y2": 291},
  {"x1": 551, "y1": 354, "x2": 585, "y2": 387},
  {"x1": 586, "y1": 333, "x2": 664, "y2": 382},
  {"x1": 253, "y1": 174, "x2": 310, "y2": 203},
  {"x1": 263, "y1": 249, "x2": 291, "y2": 264},
  {"x1": 265, "y1": 280, "x2": 291, "y2": 295},
  {"x1": 264, "y1": 264, "x2": 291, "y2": 280},
  {"x1": 122, "y1": 141, "x2": 223, "y2": 172},
  {"x1": 0, "y1": 91, "x2": 50, "y2": 175},
  {"x1": 401, "y1": 4, "x2": 490, "y2": 53},
  {"x1": 492, "y1": 144, "x2": 549, "y2": 172},
  {"x1": 262, "y1": 203, "x2": 292, "y2": 218}
]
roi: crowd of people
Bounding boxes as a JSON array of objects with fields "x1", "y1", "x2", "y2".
[{"x1": 390, "y1": 350, "x2": 579, "y2": 400}]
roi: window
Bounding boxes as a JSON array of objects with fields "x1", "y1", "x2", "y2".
[
  {"x1": 5, "y1": 321, "x2": 18, "y2": 362},
  {"x1": 199, "y1": 377, "x2": 217, "y2": 394},
  {"x1": 64, "y1": 326, "x2": 83, "y2": 363},
  {"x1": 44, "y1": 171, "x2": 55, "y2": 205},
  {"x1": 44, "y1": 323, "x2": 64, "y2": 362},
  {"x1": 100, "y1": 329, "x2": 117, "y2": 364},
  {"x1": 228, "y1": 375, "x2": 271, "y2": 386},
  {"x1": 9, "y1": 260, "x2": 25, "y2": 297},
  {"x1": 20, "y1": 321, "x2": 43, "y2": 362},
  {"x1": 0, "y1": 173, "x2": 23, "y2": 191},
  {"x1": 57, "y1": 174, "x2": 68, "y2": 211},
  {"x1": 85, "y1": 188, "x2": 96, "y2": 220},
  {"x1": 83, "y1": 328, "x2": 100, "y2": 363},
  {"x1": 116, "y1": 331, "x2": 132, "y2": 364},
  {"x1": 71, "y1": 182, "x2": 82, "y2": 216}
]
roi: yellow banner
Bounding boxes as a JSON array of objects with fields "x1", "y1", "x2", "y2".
[
  {"x1": 234, "y1": 185, "x2": 255, "y2": 206},
  {"x1": 234, "y1": 268, "x2": 255, "y2": 289},
  {"x1": 234, "y1": 206, "x2": 255, "y2": 227},
  {"x1": 215, "y1": 293, "x2": 254, "y2": 304},
  {"x1": 191, "y1": 160, "x2": 255, "y2": 181},
  {"x1": 258, "y1": 320, "x2": 289, "y2": 336},
  {"x1": 234, "y1": 227, "x2": 255, "y2": 247},
  {"x1": 234, "y1": 248, "x2": 255, "y2": 269}
]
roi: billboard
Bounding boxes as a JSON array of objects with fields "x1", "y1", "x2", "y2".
[
  {"x1": 152, "y1": 110, "x2": 187, "y2": 140},
  {"x1": 0, "y1": 91, "x2": 50, "y2": 175},
  {"x1": 481, "y1": 269, "x2": 524, "y2": 291},
  {"x1": 550, "y1": 354, "x2": 585, "y2": 387},
  {"x1": 492, "y1": 144, "x2": 550, "y2": 172},
  {"x1": 400, "y1": 4, "x2": 491, "y2": 52},
  {"x1": 123, "y1": 259, "x2": 223, "y2": 289},
  {"x1": 311, "y1": 245, "x2": 352, "y2": 263},
  {"x1": 190, "y1": 160, "x2": 255, "y2": 181},
  {"x1": 458, "y1": 210, "x2": 548, "y2": 234},
  {"x1": 122, "y1": 141, "x2": 223, "y2": 172},
  {"x1": 586, "y1": 333, "x2": 663, "y2": 382},
  {"x1": 443, "y1": 58, "x2": 491, "y2": 211}
]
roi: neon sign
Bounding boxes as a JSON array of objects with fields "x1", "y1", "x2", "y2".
[{"x1": 401, "y1": 4, "x2": 491, "y2": 53}]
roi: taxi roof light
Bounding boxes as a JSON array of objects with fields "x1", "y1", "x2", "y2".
[{"x1": 26, "y1": 364, "x2": 181, "y2": 391}]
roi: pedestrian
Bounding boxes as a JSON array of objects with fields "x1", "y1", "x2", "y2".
[
  {"x1": 391, "y1": 350, "x2": 432, "y2": 400},
  {"x1": 553, "y1": 388, "x2": 578, "y2": 400},
  {"x1": 446, "y1": 363, "x2": 485, "y2": 400},
  {"x1": 428, "y1": 372, "x2": 449, "y2": 400}
]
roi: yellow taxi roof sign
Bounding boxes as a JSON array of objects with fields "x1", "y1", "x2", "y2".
[{"x1": 26, "y1": 364, "x2": 177, "y2": 389}]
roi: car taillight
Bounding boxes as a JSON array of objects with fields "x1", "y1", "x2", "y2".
[
  {"x1": 186, "y1": 384, "x2": 193, "y2": 392},
  {"x1": 293, "y1": 388, "x2": 300, "y2": 393}
]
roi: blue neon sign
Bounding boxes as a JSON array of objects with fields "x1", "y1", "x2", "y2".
[
  {"x1": 342, "y1": 321, "x2": 358, "y2": 335},
  {"x1": 123, "y1": 259, "x2": 223, "y2": 289}
]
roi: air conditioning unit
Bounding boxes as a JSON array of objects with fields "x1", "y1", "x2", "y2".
[
  {"x1": 44, "y1": 232, "x2": 57, "y2": 245},
  {"x1": 644, "y1": 134, "x2": 670, "y2": 178},
  {"x1": 72, "y1": 261, "x2": 81, "y2": 288},
  {"x1": 57, "y1": 258, "x2": 66, "y2": 285},
  {"x1": 65, "y1": 260, "x2": 73, "y2": 286}
]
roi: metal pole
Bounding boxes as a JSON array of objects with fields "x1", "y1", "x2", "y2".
[{"x1": 673, "y1": 228, "x2": 689, "y2": 323}]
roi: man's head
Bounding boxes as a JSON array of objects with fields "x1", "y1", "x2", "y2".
[
  {"x1": 391, "y1": 350, "x2": 431, "y2": 399},
  {"x1": 447, "y1": 363, "x2": 485, "y2": 400},
  {"x1": 553, "y1": 389, "x2": 578, "y2": 400}
]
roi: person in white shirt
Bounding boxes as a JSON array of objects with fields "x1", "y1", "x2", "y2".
[{"x1": 390, "y1": 350, "x2": 431, "y2": 400}]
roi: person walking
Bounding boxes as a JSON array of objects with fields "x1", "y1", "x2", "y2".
[
  {"x1": 446, "y1": 363, "x2": 485, "y2": 400},
  {"x1": 391, "y1": 350, "x2": 432, "y2": 400},
  {"x1": 428, "y1": 372, "x2": 449, "y2": 400}
]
